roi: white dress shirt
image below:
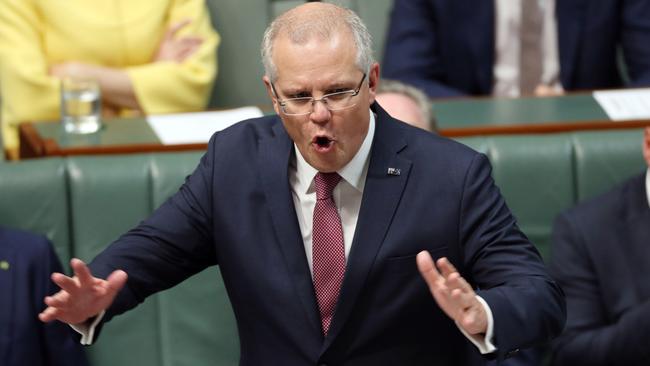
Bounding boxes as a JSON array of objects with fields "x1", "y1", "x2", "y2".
[{"x1": 493, "y1": 0, "x2": 563, "y2": 97}]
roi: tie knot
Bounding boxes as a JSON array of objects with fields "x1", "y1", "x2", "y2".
[{"x1": 314, "y1": 172, "x2": 341, "y2": 200}]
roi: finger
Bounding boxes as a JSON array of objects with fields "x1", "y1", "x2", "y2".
[
  {"x1": 71, "y1": 258, "x2": 94, "y2": 288},
  {"x1": 417, "y1": 251, "x2": 442, "y2": 287},
  {"x1": 446, "y1": 271, "x2": 473, "y2": 294},
  {"x1": 178, "y1": 36, "x2": 203, "y2": 45},
  {"x1": 176, "y1": 44, "x2": 201, "y2": 62},
  {"x1": 166, "y1": 19, "x2": 192, "y2": 39},
  {"x1": 39, "y1": 306, "x2": 60, "y2": 323},
  {"x1": 44, "y1": 290, "x2": 72, "y2": 308},
  {"x1": 449, "y1": 286, "x2": 474, "y2": 310},
  {"x1": 51, "y1": 272, "x2": 80, "y2": 294},
  {"x1": 436, "y1": 257, "x2": 458, "y2": 278},
  {"x1": 106, "y1": 270, "x2": 128, "y2": 294}
]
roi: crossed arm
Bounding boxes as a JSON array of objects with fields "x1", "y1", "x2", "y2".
[{"x1": 48, "y1": 20, "x2": 204, "y2": 114}]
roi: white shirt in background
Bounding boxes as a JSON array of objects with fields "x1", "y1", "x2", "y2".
[{"x1": 493, "y1": 0, "x2": 563, "y2": 97}]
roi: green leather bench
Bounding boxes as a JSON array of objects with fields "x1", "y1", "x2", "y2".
[
  {"x1": 0, "y1": 128, "x2": 645, "y2": 365},
  {"x1": 0, "y1": 152, "x2": 239, "y2": 366}
]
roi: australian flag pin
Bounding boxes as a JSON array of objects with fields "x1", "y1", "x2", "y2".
[{"x1": 387, "y1": 167, "x2": 401, "y2": 176}]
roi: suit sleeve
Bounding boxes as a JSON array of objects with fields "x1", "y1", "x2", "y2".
[
  {"x1": 126, "y1": 0, "x2": 219, "y2": 113},
  {"x1": 457, "y1": 154, "x2": 566, "y2": 361},
  {"x1": 88, "y1": 132, "x2": 220, "y2": 330},
  {"x1": 0, "y1": 0, "x2": 61, "y2": 151},
  {"x1": 549, "y1": 213, "x2": 650, "y2": 365},
  {"x1": 381, "y1": 0, "x2": 466, "y2": 98},
  {"x1": 39, "y1": 238, "x2": 90, "y2": 366},
  {"x1": 621, "y1": 0, "x2": 650, "y2": 87}
]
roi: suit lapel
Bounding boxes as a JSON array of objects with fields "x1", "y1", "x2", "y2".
[
  {"x1": 323, "y1": 105, "x2": 412, "y2": 350},
  {"x1": 258, "y1": 121, "x2": 322, "y2": 335},
  {"x1": 556, "y1": 0, "x2": 589, "y2": 88}
]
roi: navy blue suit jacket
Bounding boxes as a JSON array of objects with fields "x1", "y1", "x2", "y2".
[
  {"x1": 382, "y1": 0, "x2": 650, "y2": 98},
  {"x1": 89, "y1": 104, "x2": 565, "y2": 365},
  {"x1": 0, "y1": 228, "x2": 89, "y2": 366},
  {"x1": 550, "y1": 173, "x2": 650, "y2": 365}
]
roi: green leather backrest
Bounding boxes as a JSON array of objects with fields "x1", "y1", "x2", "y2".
[
  {"x1": 206, "y1": 0, "x2": 270, "y2": 109},
  {"x1": 205, "y1": 0, "x2": 395, "y2": 109},
  {"x1": 456, "y1": 128, "x2": 645, "y2": 260},
  {"x1": 0, "y1": 158, "x2": 70, "y2": 263},
  {"x1": 65, "y1": 153, "x2": 239, "y2": 366},
  {"x1": 491, "y1": 135, "x2": 574, "y2": 259},
  {"x1": 572, "y1": 129, "x2": 645, "y2": 201}
]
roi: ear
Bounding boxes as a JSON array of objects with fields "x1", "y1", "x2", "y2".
[
  {"x1": 643, "y1": 127, "x2": 650, "y2": 168},
  {"x1": 262, "y1": 75, "x2": 281, "y2": 115},
  {"x1": 367, "y1": 62, "x2": 380, "y2": 105}
]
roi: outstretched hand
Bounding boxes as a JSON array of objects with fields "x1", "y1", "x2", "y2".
[
  {"x1": 416, "y1": 251, "x2": 487, "y2": 336},
  {"x1": 39, "y1": 258, "x2": 127, "y2": 325}
]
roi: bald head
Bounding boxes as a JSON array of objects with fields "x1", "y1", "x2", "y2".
[{"x1": 261, "y1": 2, "x2": 373, "y2": 82}]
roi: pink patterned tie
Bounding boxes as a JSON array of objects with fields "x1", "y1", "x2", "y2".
[{"x1": 312, "y1": 172, "x2": 346, "y2": 335}]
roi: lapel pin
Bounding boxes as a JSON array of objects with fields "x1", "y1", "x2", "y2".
[
  {"x1": 0, "y1": 260, "x2": 9, "y2": 271},
  {"x1": 387, "y1": 167, "x2": 401, "y2": 176}
]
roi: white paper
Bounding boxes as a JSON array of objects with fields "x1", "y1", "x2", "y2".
[
  {"x1": 593, "y1": 88, "x2": 650, "y2": 121},
  {"x1": 147, "y1": 107, "x2": 264, "y2": 145}
]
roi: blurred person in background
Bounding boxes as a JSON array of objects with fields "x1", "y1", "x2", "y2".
[
  {"x1": 382, "y1": 0, "x2": 650, "y2": 99},
  {"x1": 375, "y1": 78, "x2": 436, "y2": 132},
  {"x1": 549, "y1": 127, "x2": 650, "y2": 365},
  {"x1": 0, "y1": 0, "x2": 220, "y2": 159},
  {"x1": 0, "y1": 226, "x2": 89, "y2": 366}
]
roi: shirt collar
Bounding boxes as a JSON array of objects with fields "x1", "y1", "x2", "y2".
[{"x1": 294, "y1": 110, "x2": 376, "y2": 194}]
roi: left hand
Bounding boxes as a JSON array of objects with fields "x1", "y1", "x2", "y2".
[
  {"x1": 416, "y1": 251, "x2": 487, "y2": 335},
  {"x1": 534, "y1": 84, "x2": 565, "y2": 97}
]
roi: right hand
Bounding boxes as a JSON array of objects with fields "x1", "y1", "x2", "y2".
[
  {"x1": 39, "y1": 258, "x2": 128, "y2": 325},
  {"x1": 153, "y1": 19, "x2": 204, "y2": 63}
]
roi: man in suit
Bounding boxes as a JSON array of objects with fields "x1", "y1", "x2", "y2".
[
  {"x1": 39, "y1": 3, "x2": 565, "y2": 365},
  {"x1": 382, "y1": 0, "x2": 650, "y2": 98},
  {"x1": 549, "y1": 127, "x2": 650, "y2": 365},
  {"x1": 0, "y1": 227, "x2": 89, "y2": 366}
]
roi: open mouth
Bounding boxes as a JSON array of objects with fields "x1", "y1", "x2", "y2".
[{"x1": 312, "y1": 136, "x2": 334, "y2": 151}]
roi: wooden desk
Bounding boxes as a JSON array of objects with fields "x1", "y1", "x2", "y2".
[
  {"x1": 435, "y1": 93, "x2": 650, "y2": 136},
  {"x1": 18, "y1": 94, "x2": 650, "y2": 159},
  {"x1": 19, "y1": 117, "x2": 205, "y2": 159}
]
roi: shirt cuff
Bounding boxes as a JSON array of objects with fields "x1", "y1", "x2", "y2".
[
  {"x1": 456, "y1": 295, "x2": 497, "y2": 354},
  {"x1": 70, "y1": 310, "x2": 106, "y2": 345}
]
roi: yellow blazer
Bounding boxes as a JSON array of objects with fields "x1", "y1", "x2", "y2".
[{"x1": 0, "y1": 0, "x2": 220, "y2": 154}]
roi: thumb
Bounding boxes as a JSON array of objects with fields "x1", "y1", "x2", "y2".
[{"x1": 106, "y1": 270, "x2": 128, "y2": 293}]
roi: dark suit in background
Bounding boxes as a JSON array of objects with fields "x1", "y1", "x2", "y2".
[
  {"x1": 0, "y1": 227, "x2": 89, "y2": 366},
  {"x1": 382, "y1": 0, "x2": 650, "y2": 98},
  {"x1": 86, "y1": 103, "x2": 565, "y2": 365},
  {"x1": 550, "y1": 173, "x2": 650, "y2": 365}
]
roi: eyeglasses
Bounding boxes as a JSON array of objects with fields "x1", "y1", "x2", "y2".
[{"x1": 271, "y1": 73, "x2": 366, "y2": 116}]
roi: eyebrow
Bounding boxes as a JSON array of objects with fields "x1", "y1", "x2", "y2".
[{"x1": 279, "y1": 80, "x2": 356, "y2": 96}]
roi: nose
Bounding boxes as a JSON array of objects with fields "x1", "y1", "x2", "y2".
[{"x1": 309, "y1": 99, "x2": 331, "y2": 124}]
